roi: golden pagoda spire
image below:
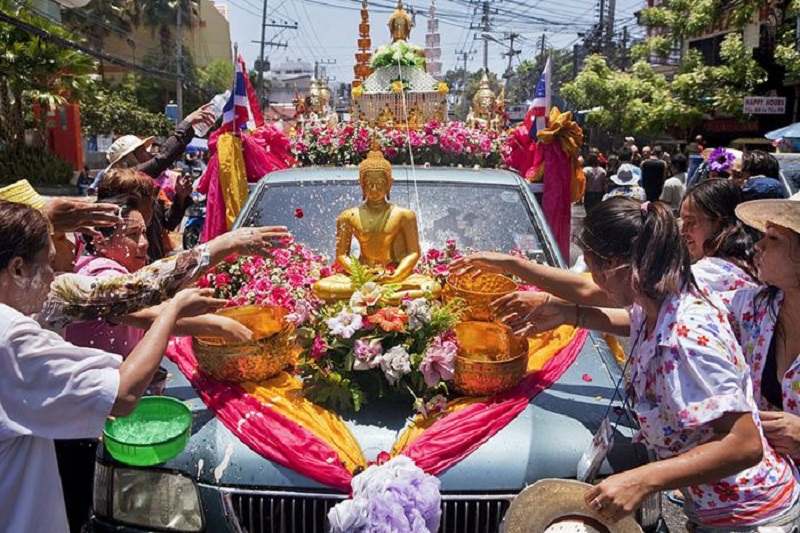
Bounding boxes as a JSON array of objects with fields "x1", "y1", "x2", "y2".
[{"x1": 353, "y1": 0, "x2": 373, "y2": 86}]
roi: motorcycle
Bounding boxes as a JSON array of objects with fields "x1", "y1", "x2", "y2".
[{"x1": 182, "y1": 191, "x2": 206, "y2": 250}]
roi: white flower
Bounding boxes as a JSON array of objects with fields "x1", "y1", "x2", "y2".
[
  {"x1": 392, "y1": 51, "x2": 402, "y2": 61},
  {"x1": 377, "y1": 345, "x2": 411, "y2": 385},
  {"x1": 328, "y1": 498, "x2": 368, "y2": 532},
  {"x1": 326, "y1": 308, "x2": 363, "y2": 339},
  {"x1": 286, "y1": 299, "x2": 312, "y2": 325},
  {"x1": 403, "y1": 297, "x2": 432, "y2": 330},
  {"x1": 349, "y1": 281, "x2": 383, "y2": 312}
]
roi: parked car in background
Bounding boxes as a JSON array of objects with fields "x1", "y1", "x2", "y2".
[
  {"x1": 91, "y1": 167, "x2": 664, "y2": 533},
  {"x1": 775, "y1": 152, "x2": 800, "y2": 196}
]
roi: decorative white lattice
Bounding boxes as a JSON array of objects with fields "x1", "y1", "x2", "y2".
[{"x1": 363, "y1": 65, "x2": 439, "y2": 94}]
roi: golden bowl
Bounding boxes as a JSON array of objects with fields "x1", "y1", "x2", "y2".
[
  {"x1": 193, "y1": 305, "x2": 297, "y2": 384},
  {"x1": 453, "y1": 321, "x2": 527, "y2": 396},
  {"x1": 444, "y1": 272, "x2": 518, "y2": 321}
]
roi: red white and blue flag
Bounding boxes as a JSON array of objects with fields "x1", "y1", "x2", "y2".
[
  {"x1": 221, "y1": 55, "x2": 264, "y2": 134},
  {"x1": 523, "y1": 57, "x2": 551, "y2": 141}
]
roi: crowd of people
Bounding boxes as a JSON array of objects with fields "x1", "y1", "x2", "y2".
[
  {"x1": 3, "y1": 115, "x2": 800, "y2": 533},
  {"x1": 452, "y1": 138, "x2": 800, "y2": 530}
]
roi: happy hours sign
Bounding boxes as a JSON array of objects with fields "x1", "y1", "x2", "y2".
[{"x1": 743, "y1": 96, "x2": 786, "y2": 115}]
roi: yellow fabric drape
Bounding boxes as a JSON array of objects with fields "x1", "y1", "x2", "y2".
[
  {"x1": 217, "y1": 133, "x2": 250, "y2": 230},
  {"x1": 529, "y1": 107, "x2": 585, "y2": 185},
  {"x1": 243, "y1": 373, "x2": 368, "y2": 473},
  {"x1": 391, "y1": 324, "x2": 580, "y2": 455}
]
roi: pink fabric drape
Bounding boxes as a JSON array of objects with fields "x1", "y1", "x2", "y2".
[
  {"x1": 168, "y1": 337, "x2": 354, "y2": 491},
  {"x1": 540, "y1": 142, "x2": 572, "y2": 262}
]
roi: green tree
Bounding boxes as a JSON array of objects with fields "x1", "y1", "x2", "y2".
[
  {"x1": 198, "y1": 58, "x2": 234, "y2": 98},
  {"x1": 0, "y1": 0, "x2": 98, "y2": 149},
  {"x1": 507, "y1": 49, "x2": 575, "y2": 106},
  {"x1": 62, "y1": 0, "x2": 132, "y2": 78},
  {"x1": 82, "y1": 86, "x2": 173, "y2": 137},
  {"x1": 129, "y1": 0, "x2": 199, "y2": 58}
]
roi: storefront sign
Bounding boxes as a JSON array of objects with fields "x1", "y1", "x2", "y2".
[{"x1": 743, "y1": 96, "x2": 786, "y2": 115}]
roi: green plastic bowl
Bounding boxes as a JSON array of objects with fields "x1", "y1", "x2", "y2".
[{"x1": 103, "y1": 396, "x2": 192, "y2": 467}]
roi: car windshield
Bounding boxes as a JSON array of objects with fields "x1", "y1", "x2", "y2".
[{"x1": 241, "y1": 180, "x2": 546, "y2": 262}]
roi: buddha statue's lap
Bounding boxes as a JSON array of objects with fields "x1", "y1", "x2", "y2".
[{"x1": 312, "y1": 144, "x2": 440, "y2": 302}]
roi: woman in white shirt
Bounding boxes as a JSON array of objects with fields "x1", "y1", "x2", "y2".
[{"x1": 0, "y1": 200, "x2": 227, "y2": 533}]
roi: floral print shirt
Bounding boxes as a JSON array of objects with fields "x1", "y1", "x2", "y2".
[
  {"x1": 727, "y1": 288, "x2": 799, "y2": 416},
  {"x1": 692, "y1": 257, "x2": 758, "y2": 297},
  {"x1": 629, "y1": 290, "x2": 798, "y2": 526}
]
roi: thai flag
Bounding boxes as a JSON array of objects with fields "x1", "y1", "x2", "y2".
[
  {"x1": 221, "y1": 55, "x2": 264, "y2": 133},
  {"x1": 524, "y1": 57, "x2": 551, "y2": 141}
]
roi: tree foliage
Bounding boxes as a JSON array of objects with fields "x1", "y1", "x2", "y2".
[
  {"x1": 0, "y1": 0, "x2": 98, "y2": 149},
  {"x1": 81, "y1": 85, "x2": 173, "y2": 137}
]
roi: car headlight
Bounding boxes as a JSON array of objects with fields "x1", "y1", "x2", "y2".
[{"x1": 93, "y1": 463, "x2": 204, "y2": 532}]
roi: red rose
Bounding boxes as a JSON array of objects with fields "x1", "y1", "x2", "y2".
[{"x1": 295, "y1": 208, "x2": 304, "y2": 218}]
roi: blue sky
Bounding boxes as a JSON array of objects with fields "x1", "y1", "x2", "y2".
[{"x1": 224, "y1": 0, "x2": 646, "y2": 87}]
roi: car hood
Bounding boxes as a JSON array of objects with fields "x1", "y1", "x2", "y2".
[{"x1": 141, "y1": 333, "x2": 642, "y2": 493}]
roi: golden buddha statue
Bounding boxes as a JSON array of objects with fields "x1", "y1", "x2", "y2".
[
  {"x1": 378, "y1": 103, "x2": 394, "y2": 128},
  {"x1": 407, "y1": 104, "x2": 423, "y2": 129},
  {"x1": 388, "y1": 0, "x2": 412, "y2": 42},
  {"x1": 312, "y1": 144, "x2": 440, "y2": 302},
  {"x1": 466, "y1": 73, "x2": 497, "y2": 129}
]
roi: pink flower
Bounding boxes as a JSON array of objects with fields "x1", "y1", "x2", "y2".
[
  {"x1": 271, "y1": 249, "x2": 291, "y2": 268},
  {"x1": 311, "y1": 335, "x2": 329, "y2": 360},
  {"x1": 287, "y1": 273, "x2": 306, "y2": 289},
  {"x1": 353, "y1": 338, "x2": 383, "y2": 370},
  {"x1": 425, "y1": 248, "x2": 441, "y2": 261},
  {"x1": 215, "y1": 273, "x2": 231, "y2": 287},
  {"x1": 420, "y1": 335, "x2": 457, "y2": 387},
  {"x1": 197, "y1": 276, "x2": 211, "y2": 288}
]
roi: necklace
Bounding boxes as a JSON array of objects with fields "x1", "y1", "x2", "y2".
[{"x1": 359, "y1": 204, "x2": 392, "y2": 234}]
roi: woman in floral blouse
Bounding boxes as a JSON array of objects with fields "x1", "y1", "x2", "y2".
[
  {"x1": 727, "y1": 194, "x2": 800, "y2": 461},
  {"x1": 451, "y1": 179, "x2": 758, "y2": 309},
  {"x1": 493, "y1": 199, "x2": 800, "y2": 530}
]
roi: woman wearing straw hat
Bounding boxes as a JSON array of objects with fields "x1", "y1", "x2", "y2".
[
  {"x1": 498, "y1": 199, "x2": 800, "y2": 530},
  {"x1": 727, "y1": 193, "x2": 800, "y2": 462}
]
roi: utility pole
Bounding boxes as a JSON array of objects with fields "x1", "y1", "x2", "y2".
[
  {"x1": 573, "y1": 43, "x2": 580, "y2": 79},
  {"x1": 252, "y1": 7, "x2": 297, "y2": 106},
  {"x1": 176, "y1": 0, "x2": 183, "y2": 120},
  {"x1": 455, "y1": 49, "x2": 474, "y2": 119},
  {"x1": 502, "y1": 32, "x2": 521, "y2": 90},
  {"x1": 257, "y1": 0, "x2": 268, "y2": 104},
  {"x1": 606, "y1": 0, "x2": 616, "y2": 58},
  {"x1": 621, "y1": 26, "x2": 629, "y2": 69},
  {"x1": 538, "y1": 34, "x2": 547, "y2": 66},
  {"x1": 470, "y1": 1, "x2": 492, "y2": 73},
  {"x1": 314, "y1": 59, "x2": 336, "y2": 79}
]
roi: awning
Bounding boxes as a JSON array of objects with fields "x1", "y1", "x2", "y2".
[{"x1": 765, "y1": 123, "x2": 800, "y2": 140}]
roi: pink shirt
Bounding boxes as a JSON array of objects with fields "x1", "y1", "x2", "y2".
[{"x1": 64, "y1": 256, "x2": 144, "y2": 359}]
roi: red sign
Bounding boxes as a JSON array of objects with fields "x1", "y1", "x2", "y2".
[{"x1": 703, "y1": 118, "x2": 760, "y2": 133}]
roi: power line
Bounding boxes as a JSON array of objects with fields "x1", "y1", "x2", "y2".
[{"x1": 0, "y1": 8, "x2": 180, "y2": 81}]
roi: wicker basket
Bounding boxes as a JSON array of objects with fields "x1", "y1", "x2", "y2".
[
  {"x1": 453, "y1": 321, "x2": 527, "y2": 396},
  {"x1": 193, "y1": 306, "x2": 297, "y2": 384},
  {"x1": 444, "y1": 272, "x2": 518, "y2": 321}
]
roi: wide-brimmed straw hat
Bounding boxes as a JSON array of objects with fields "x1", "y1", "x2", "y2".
[
  {"x1": 502, "y1": 480, "x2": 642, "y2": 533},
  {"x1": 0, "y1": 179, "x2": 46, "y2": 210},
  {"x1": 609, "y1": 164, "x2": 640, "y2": 186},
  {"x1": 106, "y1": 134, "x2": 154, "y2": 169},
  {"x1": 736, "y1": 191, "x2": 800, "y2": 234}
]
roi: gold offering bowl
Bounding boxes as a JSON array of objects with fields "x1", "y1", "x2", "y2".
[
  {"x1": 444, "y1": 272, "x2": 518, "y2": 321},
  {"x1": 193, "y1": 305, "x2": 297, "y2": 384},
  {"x1": 453, "y1": 321, "x2": 527, "y2": 396}
]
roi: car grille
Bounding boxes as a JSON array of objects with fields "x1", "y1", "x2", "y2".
[{"x1": 222, "y1": 489, "x2": 513, "y2": 533}]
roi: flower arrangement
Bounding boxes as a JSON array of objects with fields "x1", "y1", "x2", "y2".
[
  {"x1": 291, "y1": 120, "x2": 509, "y2": 168},
  {"x1": 437, "y1": 82, "x2": 449, "y2": 95},
  {"x1": 197, "y1": 240, "x2": 331, "y2": 325},
  {"x1": 298, "y1": 261, "x2": 465, "y2": 413},
  {"x1": 371, "y1": 40, "x2": 426, "y2": 69},
  {"x1": 352, "y1": 85, "x2": 364, "y2": 100},
  {"x1": 328, "y1": 455, "x2": 442, "y2": 533}
]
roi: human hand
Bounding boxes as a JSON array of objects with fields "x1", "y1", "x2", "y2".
[
  {"x1": 449, "y1": 252, "x2": 515, "y2": 277},
  {"x1": 42, "y1": 198, "x2": 122, "y2": 236},
  {"x1": 760, "y1": 410, "x2": 800, "y2": 457},
  {"x1": 186, "y1": 104, "x2": 216, "y2": 129},
  {"x1": 585, "y1": 469, "x2": 653, "y2": 523},
  {"x1": 491, "y1": 291, "x2": 566, "y2": 335},
  {"x1": 175, "y1": 173, "x2": 193, "y2": 201},
  {"x1": 170, "y1": 288, "x2": 228, "y2": 318},
  {"x1": 228, "y1": 226, "x2": 292, "y2": 256},
  {"x1": 199, "y1": 314, "x2": 254, "y2": 343}
]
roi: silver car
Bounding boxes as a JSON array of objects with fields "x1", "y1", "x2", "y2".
[{"x1": 91, "y1": 166, "x2": 664, "y2": 533}]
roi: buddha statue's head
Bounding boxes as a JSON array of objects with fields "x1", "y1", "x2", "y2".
[
  {"x1": 358, "y1": 142, "x2": 393, "y2": 202},
  {"x1": 472, "y1": 73, "x2": 496, "y2": 115},
  {"x1": 388, "y1": 0, "x2": 412, "y2": 42}
]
